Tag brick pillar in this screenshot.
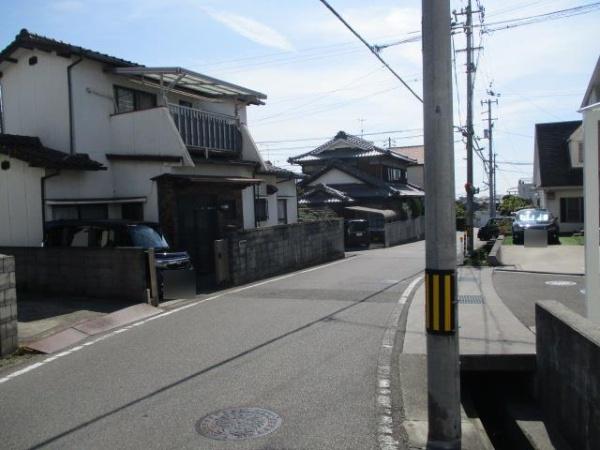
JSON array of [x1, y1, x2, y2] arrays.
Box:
[[0, 254, 18, 356]]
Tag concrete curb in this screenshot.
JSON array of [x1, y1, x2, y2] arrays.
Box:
[[487, 235, 504, 266], [494, 268, 584, 277]]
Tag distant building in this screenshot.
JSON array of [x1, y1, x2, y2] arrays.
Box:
[[533, 120, 583, 233], [288, 131, 424, 224], [517, 178, 537, 202], [390, 145, 424, 188]]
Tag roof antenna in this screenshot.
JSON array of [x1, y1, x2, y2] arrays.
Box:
[[358, 118, 366, 138]]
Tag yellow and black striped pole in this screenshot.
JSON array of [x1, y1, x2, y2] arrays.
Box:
[[425, 269, 457, 334]]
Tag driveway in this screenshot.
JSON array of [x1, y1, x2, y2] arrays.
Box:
[[500, 244, 584, 274]]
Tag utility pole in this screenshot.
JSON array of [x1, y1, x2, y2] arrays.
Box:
[[454, 0, 481, 255], [482, 93, 498, 218], [465, 0, 475, 254], [422, 1, 461, 448]]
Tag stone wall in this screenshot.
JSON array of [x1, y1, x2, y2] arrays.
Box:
[[536, 301, 600, 450], [0, 247, 152, 303], [384, 217, 425, 247], [0, 254, 18, 356], [227, 219, 344, 285]]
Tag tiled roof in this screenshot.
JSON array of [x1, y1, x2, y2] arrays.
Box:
[[0, 134, 105, 170], [390, 145, 423, 164], [259, 161, 304, 180], [0, 29, 139, 67], [289, 131, 415, 164], [535, 121, 582, 188]]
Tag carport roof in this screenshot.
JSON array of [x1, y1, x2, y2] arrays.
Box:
[[152, 173, 262, 186]]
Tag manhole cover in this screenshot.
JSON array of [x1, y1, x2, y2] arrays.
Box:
[[545, 280, 577, 287], [196, 407, 282, 441], [458, 295, 484, 304]]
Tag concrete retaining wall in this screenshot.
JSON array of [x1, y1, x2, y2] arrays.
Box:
[[384, 217, 425, 247], [227, 219, 344, 285], [536, 300, 600, 450], [0, 254, 18, 356], [487, 235, 504, 266], [0, 247, 152, 303]]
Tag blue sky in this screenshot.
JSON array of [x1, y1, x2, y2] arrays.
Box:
[[1, 0, 598, 196]]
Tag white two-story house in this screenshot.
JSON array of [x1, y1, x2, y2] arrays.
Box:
[[0, 29, 298, 271]]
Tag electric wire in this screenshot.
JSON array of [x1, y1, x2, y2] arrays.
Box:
[[317, 0, 423, 103]]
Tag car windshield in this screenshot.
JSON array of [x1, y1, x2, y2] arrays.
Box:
[[128, 225, 169, 249], [348, 221, 368, 232], [516, 210, 551, 223]]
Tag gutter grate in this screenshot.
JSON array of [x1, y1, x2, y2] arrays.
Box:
[[458, 295, 484, 304]]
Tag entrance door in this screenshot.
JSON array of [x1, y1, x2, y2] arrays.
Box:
[[177, 195, 219, 290]]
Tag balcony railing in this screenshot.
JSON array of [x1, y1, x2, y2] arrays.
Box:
[[168, 103, 242, 154]]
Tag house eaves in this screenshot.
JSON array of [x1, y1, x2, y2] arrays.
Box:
[[0, 134, 105, 170], [0, 29, 139, 67]]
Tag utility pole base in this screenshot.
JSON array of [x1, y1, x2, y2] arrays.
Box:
[[426, 439, 462, 450]]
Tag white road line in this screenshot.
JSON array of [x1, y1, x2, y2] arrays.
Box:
[[376, 275, 422, 450], [0, 256, 354, 385]]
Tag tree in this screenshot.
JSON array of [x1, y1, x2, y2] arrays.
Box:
[[455, 201, 465, 219], [498, 195, 531, 216]]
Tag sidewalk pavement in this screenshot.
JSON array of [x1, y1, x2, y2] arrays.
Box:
[[499, 244, 584, 275], [399, 266, 536, 448]]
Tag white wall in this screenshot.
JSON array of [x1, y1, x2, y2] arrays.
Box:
[[308, 168, 363, 185], [0, 158, 44, 246], [407, 165, 424, 187], [1, 48, 267, 229], [540, 187, 584, 233], [0, 48, 71, 151], [277, 179, 298, 224]]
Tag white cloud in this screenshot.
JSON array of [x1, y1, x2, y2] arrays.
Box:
[[205, 10, 294, 52]]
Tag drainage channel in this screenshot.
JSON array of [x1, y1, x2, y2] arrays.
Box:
[[461, 370, 567, 450]]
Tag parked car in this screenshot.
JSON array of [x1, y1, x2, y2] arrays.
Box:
[[511, 209, 560, 245], [477, 216, 513, 241], [43, 220, 194, 297], [344, 219, 370, 248]]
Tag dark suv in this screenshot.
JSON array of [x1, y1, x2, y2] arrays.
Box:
[[511, 209, 560, 245], [43, 220, 194, 296], [477, 216, 513, 241]]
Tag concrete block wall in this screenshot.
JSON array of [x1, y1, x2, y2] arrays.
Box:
[[536, 301, 600, 450], [0, 254, 18, 356], [0, 247, 151, 303], [384, 216, 425, 247], [227, 219, 344, 285]]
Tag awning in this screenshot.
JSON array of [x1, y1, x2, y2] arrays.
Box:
[[344, 206, 397, 220], [152, 173, 262, 187], [111, 66, 266, 104]]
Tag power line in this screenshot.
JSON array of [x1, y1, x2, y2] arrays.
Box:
[[256, 128, 423, 144], [482, 1, 600, 32], [317, 0, 423, 103]]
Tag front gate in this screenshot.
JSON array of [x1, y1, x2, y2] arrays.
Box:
[[177, 195, 219, 290]]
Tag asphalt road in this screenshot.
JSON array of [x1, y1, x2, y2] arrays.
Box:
[[0, 241, 425, 450], [492, 270, 585, 327]]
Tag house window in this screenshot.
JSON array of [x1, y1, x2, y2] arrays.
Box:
[[121, 202, 144, 221], [114, 86, 157, 114], [277, 199, 288, 225], [255, 198, 268, 222], [578, 142, 584, 163], [560, 197, 584, 223], [386, 167, 406, 182]]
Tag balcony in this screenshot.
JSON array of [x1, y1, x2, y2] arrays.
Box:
[[168, 104, 242, 156]]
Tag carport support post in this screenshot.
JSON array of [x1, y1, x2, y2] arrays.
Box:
[[583, 105, 600, 323], [422, 1, 461, 448]]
